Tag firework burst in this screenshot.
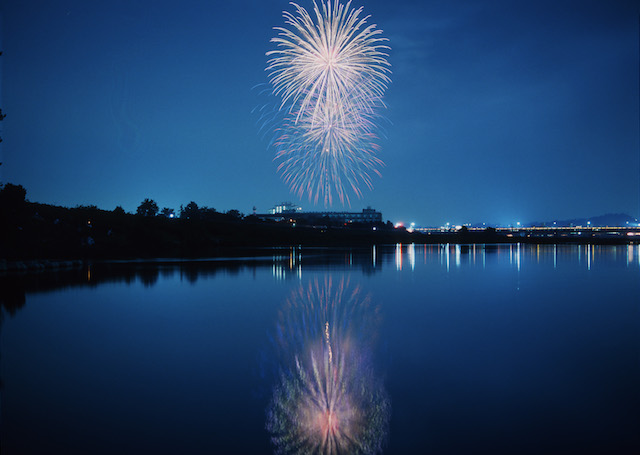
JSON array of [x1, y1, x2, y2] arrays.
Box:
[[266, 0, 390, 205], [266, 277, 390, 455]]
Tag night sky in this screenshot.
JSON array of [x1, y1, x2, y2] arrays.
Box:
[[1, 0, 638, 226]]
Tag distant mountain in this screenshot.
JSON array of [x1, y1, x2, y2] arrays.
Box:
[[526, 213, 638, 228]]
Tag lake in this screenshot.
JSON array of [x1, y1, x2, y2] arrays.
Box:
[[1, 244, 639, 454]]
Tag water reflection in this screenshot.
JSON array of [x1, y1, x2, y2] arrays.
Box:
[[2, 245, 638, 312], [272, 247, 303, 280], [0, 284, 26, 317], [388, 243, 640, 271], [395, 243, 402, 270], [267, 277, 390, 454], [408, 243, 415, 270]]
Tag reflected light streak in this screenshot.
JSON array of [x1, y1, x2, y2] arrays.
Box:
[[267, 277, 390, 455], [395, 244, 402, 271], [408, 243, 415, 271], [325, 321, 333, 364], [445, 244, 450, 272], [273, 253, 303, 281]]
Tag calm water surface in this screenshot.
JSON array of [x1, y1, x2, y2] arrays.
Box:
[[1, 244, 639, 454]]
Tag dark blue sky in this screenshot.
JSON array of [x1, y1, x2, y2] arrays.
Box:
[[1, 0, 638, 226]]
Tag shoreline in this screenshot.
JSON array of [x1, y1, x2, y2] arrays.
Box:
[[0, 259, 85, 273], [2, 239, 638, 274]]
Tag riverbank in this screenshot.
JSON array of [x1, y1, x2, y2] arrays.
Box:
[[0, 259, 85, 273], [2, 195, 638, 264], [1, 231, 637, 271]]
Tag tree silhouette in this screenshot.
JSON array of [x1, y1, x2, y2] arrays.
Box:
[[0, 183, 27, 219], [160, 207, 175, 218], [1, 52, 4, 170], [226, 209, 244, 220], [200, 206, 218, 221], [0, 183, 26, 205], [136, 198, 158, 217], [180, 201, 199, 220], [0, 183, 27, 235]]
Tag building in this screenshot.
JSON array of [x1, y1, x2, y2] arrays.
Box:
[[268, 202, 302, 215], [305, 207, 382, 224], [257, 204, 382, 225]]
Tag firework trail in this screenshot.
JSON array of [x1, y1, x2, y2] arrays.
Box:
[[266, 0, 390, 206], [266, 277, 390, 455]]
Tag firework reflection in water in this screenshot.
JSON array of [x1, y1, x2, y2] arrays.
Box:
[[267, 277, 390, 455], [266, 0, 391, 206]]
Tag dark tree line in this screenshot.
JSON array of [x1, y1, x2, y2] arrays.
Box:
[[1, 51, 5, 168], [0, 184, 448, 262], [136, 198, 158, 217], [136, 198, 244, 221]]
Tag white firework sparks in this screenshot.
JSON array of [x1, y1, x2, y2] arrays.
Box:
[[266, 0, 391, 205]]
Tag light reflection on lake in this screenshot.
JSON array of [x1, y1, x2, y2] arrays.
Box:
[[388, 243, 640, 272], [267, 277, 389, 454], [0, 244, 639, 454]]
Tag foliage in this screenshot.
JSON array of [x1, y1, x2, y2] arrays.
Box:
[[160, 207, 175, 218], [0, 52, 4, 150], [136, 198, 159, 217], [180, 201, 199, 220], [199, 207, 218, 221], [226, 209, 244, 219], [0, 183, 27, 207]]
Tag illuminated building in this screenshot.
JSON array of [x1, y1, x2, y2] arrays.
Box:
[[268, 202, 303, 215], [258, 204, 383, 225]]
